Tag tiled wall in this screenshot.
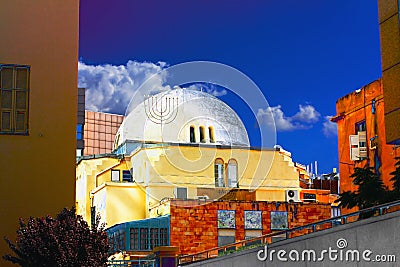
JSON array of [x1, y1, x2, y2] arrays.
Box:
[[169, 200, 331, 255], [83, 111, 124, 155]]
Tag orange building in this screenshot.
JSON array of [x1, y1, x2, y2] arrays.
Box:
[[332, 79, 400, 213], [0, 1, 79, 264]]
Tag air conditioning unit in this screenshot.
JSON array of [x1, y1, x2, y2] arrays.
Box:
[[196, 195, 209, 201], [285, 190, 300, 202], [302, 193, 317, 202]]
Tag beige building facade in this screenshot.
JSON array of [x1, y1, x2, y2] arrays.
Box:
[[76, 89, 323, 229], [0, 1, 79, 263]]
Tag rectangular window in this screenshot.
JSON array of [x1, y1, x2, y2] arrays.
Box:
[[199, 126, 205, 143], [218, 235, 235, 247], [215, 163, 225, 187], [108, 233, 115, 253], [150, 228, 159, 249], [190, 126, 196, 143], [130, 228, 139, 250], [160, 228, 169, 246], [116, 229, 126, 251], [209, 127, 215, 143], [245, 229, 262, 246], [227, 163, 237, 188], [111, 170, 120, 182], [0, 64, 30, 134], [355, 120, 366, 133], [139, 228, 149, 250], [76, 124, 83, 140], [90, 206, 96, 229], [122, 170, 133, 182], [352, 120, 367, 160], [176, 187, 188, 199]]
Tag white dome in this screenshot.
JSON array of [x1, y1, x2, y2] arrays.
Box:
[[114, 88, 249, 148]]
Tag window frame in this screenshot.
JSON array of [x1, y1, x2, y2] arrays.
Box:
[[122, 170, 133, 182], [355, 120, 366, 134], [214, 159, 225, 187], [227, 159, 238, 188], [199, 126, 206, 143], [111, 169, 120, 182], [130, 228, 139, 250], [208, 126, 215, 143], [0, 64, 30, 135], [139, 228, 149, 250], [189, 125, 196, 143], [76, 123, 83, 140]]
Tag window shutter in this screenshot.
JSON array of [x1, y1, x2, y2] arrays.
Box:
[[349, 135, 359, 161]]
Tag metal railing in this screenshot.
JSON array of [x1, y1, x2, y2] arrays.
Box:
[[107, 259, 155, 267], [178, 200, 400, 265]]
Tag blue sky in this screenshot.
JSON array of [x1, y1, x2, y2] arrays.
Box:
[[78, 0, 382, 174]]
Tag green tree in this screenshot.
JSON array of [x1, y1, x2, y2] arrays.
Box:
[[3, 207, 109, 267], [336, 166, 388, 218], [389, 157, 400, 201]]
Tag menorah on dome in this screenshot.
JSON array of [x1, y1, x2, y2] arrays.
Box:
[[144, 94, 179, 125]]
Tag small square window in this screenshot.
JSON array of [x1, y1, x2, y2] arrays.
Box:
[[111, 170, 120, 182], [122, 170, 132, 182], [355, 120, 366, 133], [175, 187, 188, 199]]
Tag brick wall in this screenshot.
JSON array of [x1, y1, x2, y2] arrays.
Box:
[[169, 200, 331, 255], [83, 110, 124, 155]]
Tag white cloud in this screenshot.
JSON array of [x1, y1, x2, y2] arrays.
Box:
[[292, 105, 320, 123], [78, 60, 167, 114], [78, 61, 230, 115], [186, 83, 227, 97], [322, 116, 338, 137], [257, 104, 320, 132], [257, 106, 297, 131]]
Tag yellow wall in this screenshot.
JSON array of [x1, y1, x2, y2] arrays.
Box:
[[76, 157, 121, 224], [92, 183, 147, 227], [0, 1, 79, 263], [130, 145, 300, 205], [77, 157, 147, 226], [77, 145, 303, 227]]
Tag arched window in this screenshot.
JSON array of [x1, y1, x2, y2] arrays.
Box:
[[190, 126, 196, 143], [227, 159, 238, 188], [199, 126, 205, 143], [209, 126, 215, 143], [214, 159, 225, 187]]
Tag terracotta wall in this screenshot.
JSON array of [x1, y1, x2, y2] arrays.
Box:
[[169, 200, 331, 255], [83, 111, 124, 155]]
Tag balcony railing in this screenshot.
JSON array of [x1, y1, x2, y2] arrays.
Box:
[[107, 259, 155, 267], [178, 200, 400, 265]]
